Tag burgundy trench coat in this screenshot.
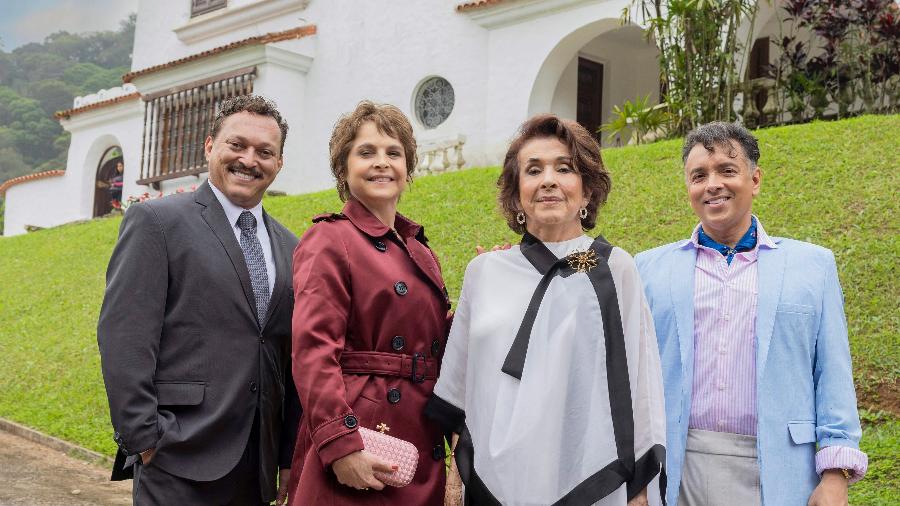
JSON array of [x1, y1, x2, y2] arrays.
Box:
[[288, 198, 450, 505]]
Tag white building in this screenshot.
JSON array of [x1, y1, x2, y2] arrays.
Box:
[[2, 0, 788, 236]]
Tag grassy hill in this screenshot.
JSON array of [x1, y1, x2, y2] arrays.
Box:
[[1, 115, 897, 502]]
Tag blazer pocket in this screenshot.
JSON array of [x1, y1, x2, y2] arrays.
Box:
[[787, 421, 817, 444], [776, 303, 815, 316], [155, 381, 205, 406]]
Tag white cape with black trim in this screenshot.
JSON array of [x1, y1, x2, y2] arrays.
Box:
[[430, 234, 666, 506]]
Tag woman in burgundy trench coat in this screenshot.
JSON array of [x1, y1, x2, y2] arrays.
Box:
[[288, 102, 449, 505]]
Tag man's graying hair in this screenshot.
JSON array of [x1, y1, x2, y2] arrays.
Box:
[[682, 121, 760, 167], [210, 95, 289, 155]]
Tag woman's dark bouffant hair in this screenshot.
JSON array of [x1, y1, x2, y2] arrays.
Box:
[[329, 101, 418, 201], [497, 114, 611, 234]]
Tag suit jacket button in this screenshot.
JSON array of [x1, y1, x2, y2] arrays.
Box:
[[344, 414, 358, 429], [391, 335, 405, 351], [249, 381, 258, 392], [121, 448, 129, 456], [374, 240, 387, 252], [432, 444, 445, 461], [387, 388, 401, 404], [431, 339, 441, 356], [394, 281, 408, 296]]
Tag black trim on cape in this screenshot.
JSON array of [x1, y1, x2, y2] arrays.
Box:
[[451, 425, 665, 506], [428, 234, 666, 505], [424, 394, 466, 437]]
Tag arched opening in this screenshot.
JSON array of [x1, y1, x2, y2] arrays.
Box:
[[531, 20, 661, 146], [93, 146, 124, 217]]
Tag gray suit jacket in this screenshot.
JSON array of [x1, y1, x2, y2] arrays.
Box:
[[97, 181, 301, 501]]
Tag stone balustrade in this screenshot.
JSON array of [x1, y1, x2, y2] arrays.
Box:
[[72, 84, 139, 108], [415, 134, 467, 176]]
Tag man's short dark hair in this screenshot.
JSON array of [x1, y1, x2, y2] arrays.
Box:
[[682, 121, 760, 167], [210, 95, 289, 155]]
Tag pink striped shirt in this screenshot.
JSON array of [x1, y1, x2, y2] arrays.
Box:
[[687, 218, 867, 482]]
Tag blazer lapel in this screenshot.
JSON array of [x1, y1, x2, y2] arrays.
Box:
[[755, 242, 785, 381], [670, 245, 697, 399], [262, 212, 289, 331], [195, 183, 259, 324]]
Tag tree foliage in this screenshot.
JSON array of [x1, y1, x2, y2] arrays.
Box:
[[0, 14, 134, 184]]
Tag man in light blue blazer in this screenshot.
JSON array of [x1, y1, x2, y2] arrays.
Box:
[[635, 122, 867, 506]]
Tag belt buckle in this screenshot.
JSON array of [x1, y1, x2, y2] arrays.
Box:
[[411, 352, 426, 383]]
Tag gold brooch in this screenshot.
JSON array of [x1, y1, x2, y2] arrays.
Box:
[[566, 249, 599, 273], [376, 422, 390, 434]]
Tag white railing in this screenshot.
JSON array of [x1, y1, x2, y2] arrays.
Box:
[[72, 83, 138, 108], [415, 134, 467, 176]]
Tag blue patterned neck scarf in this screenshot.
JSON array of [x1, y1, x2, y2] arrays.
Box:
[[698, 216, 758, 265]]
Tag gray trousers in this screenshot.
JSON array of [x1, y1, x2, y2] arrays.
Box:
[[678, 429, 761, 506], [132, 413, 266, 506]]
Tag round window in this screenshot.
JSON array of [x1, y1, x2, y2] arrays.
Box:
[[414, 77, 455, 129]]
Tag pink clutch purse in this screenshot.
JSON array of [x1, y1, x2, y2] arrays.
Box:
[[358, 426, 419, 487]]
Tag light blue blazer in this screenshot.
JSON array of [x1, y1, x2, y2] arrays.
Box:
[[635, 236, 862, 506]]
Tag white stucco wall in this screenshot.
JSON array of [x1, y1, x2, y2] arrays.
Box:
[[130, 0, 639, 190], [3, 176, 70, 236]]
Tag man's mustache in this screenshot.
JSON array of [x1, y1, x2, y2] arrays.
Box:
[[225, 161, 261, 178]]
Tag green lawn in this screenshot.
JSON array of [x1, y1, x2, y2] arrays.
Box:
[[1, 115, 897, 503]]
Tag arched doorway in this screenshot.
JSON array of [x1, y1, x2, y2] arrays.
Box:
[[93, 146, 124, 217], [530, 20, 660, 146]]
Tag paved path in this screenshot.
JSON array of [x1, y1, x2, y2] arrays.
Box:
[[0, 430, 130, 505]]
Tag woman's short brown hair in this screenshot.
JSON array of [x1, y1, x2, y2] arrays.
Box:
[[329, 101, 418, 201], [498, 114, 611, 234]]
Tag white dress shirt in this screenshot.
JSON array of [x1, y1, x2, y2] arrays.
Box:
[[207, 180, 276, 295]]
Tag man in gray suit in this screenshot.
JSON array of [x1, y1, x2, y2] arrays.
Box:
[[98, 95, 301, 505]]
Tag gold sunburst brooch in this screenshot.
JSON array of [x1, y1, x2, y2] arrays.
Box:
[[566, 249, 599, 273]]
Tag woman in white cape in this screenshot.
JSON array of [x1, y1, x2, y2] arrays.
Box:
[[426, 114, 666, 506]]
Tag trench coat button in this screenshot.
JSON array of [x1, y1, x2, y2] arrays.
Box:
[[391, 335, 406, 351], [394, 281, 408, 296], [374, 240, 387, 252], [249, 381, 258, 392], [432, 444, 445, 461], [431, 339, 441, 356], [387, 388, 401, 404], [344, 414, 358, 429]]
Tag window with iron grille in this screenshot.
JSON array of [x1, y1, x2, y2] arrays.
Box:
[[191, 0, 227, 17], [138, 67, 255, 188]]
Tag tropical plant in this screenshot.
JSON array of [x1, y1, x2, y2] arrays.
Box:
[[600, 95, 670, 145], [626, 0, 760, 135], [773, 0, 900, 123]]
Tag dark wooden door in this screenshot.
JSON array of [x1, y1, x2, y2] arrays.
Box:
[[577, 58, 604, 142]]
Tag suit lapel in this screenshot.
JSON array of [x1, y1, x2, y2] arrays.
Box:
[[262, 212, 289, 331], [670, 245, 697, 400], [755, 242, 785, 381], [195, 183, 259, 325]]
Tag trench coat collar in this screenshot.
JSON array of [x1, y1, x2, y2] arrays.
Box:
[[342, 197, 423, 240]]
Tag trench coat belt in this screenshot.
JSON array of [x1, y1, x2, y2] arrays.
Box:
[[340, 351, 437, 381]]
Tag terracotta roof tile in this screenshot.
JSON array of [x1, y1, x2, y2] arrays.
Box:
[[457, 0, 507, 12], [0, 170, 66, 197], [54, 92, 141, 120], [123, 25, 317, 83]]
